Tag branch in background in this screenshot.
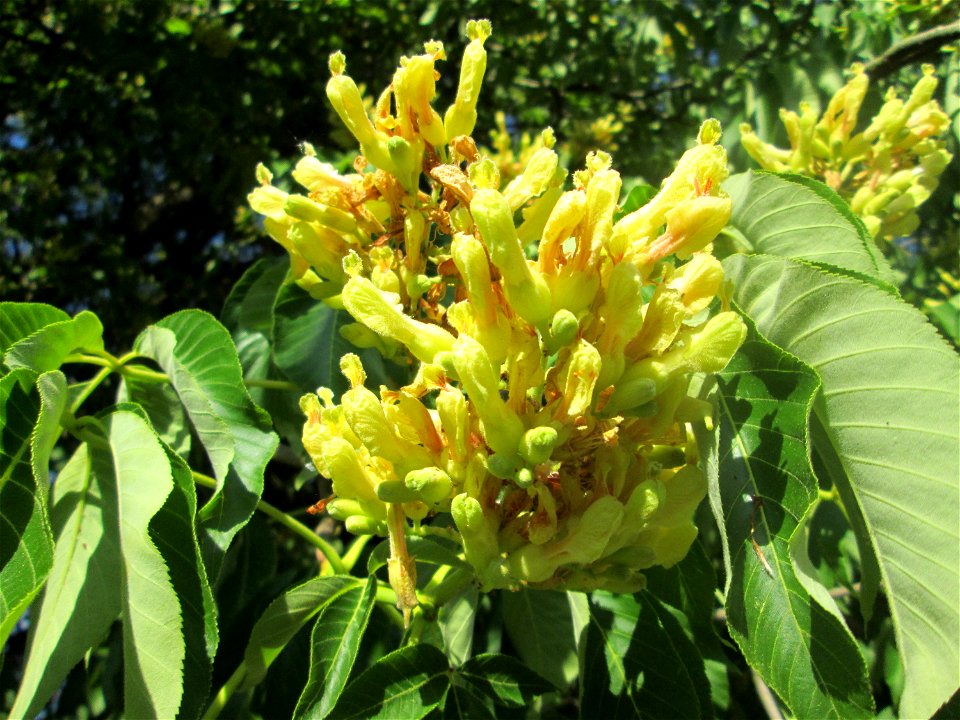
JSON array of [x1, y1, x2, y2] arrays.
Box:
[[752, 669, 786, 720], [864, 21, 960, 80], [712, 582, 862, 623]]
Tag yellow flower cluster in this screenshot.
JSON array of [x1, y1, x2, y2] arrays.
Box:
[[740, 64, 952, 241], [250, 20, 746, 614]]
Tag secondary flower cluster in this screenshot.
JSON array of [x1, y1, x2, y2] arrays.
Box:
[[740, 64, 952, 241], [250, 21, 746, 614]]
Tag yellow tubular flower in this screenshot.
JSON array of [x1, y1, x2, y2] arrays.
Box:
[[342, 276, 456, 364], [444, 19, 492, 140], [471, 188, 553, 327]]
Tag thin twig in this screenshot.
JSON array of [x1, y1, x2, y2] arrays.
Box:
[[863, 22, 960, 80], [752, 668, 785, 720]]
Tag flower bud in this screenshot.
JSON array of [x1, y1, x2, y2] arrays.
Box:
[[436, 386, 469, 462], [376, 479, 420, 503], [519, 425, 560, 464], [451, 493, 501, 575], [346, 515, 387, 535], [404, 466, 454, 506]]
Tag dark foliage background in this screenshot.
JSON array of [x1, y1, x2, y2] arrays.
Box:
[[2, 0, 956, 346]]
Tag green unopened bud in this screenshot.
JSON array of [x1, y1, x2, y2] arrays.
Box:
[[345, 515, 387, 535], [486, 452, 519, 480], [654, 465, 707, 527], [451, 493, 500, 574], [404, 467, 454, 505], [326, 498, 365, 520], [514, 467, 535, 489], [436, 387, 469, 462], [519, 426, 559, 464], [548, 309, 579, 351], [283, 195, 359, 235], [376, 479, 420, 503], [604, 376, 657, 415], [444, 19, 492, 139]]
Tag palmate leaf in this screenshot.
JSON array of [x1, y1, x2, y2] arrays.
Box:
[[272, 282, 405, 396], [710, 318, 873, 718], [0, 303, 69, 361], [294, 576, 377, 720], [328, 643, 450, 720], [150, 443, 218, 720], [456, 653, 553, 709], [13, 410, 186, 718], [221, 256, 304, 445], [501, 587, 588, 690], [578, 591, 712, 720], [722, 171, 892, 283], [725, 254, 960, 718], [240, 575, 363, 690], [0, 370, 54, 650], [3, 310, 104, 374], [135, 309, 278, 579]]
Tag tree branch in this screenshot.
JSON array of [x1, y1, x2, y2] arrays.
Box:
[[863, 22, 960, 80]]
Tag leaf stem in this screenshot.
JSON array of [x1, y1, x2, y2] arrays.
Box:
[[202, 665, 246, 720], [243, 378, 301, 391], [69, 366, 114, 414], [191, 471, 348, 575]]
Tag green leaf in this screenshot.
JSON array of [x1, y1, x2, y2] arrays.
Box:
[[4, 310, 104, 373], [928, 293, 960, 345], [0, 302, 69, 358], [615, 182, 658, 222], [725, 254, 960, 718], [438, 586, 478, 666], [221, 256, 304, 447], [294, 576, 377, 720], [578, 591, 712, 720], [0, 370, 54, 650], [118, 375, 192, 457], [135, 309, 278, 579], [501, 588, 583, 689], [32, 371, 68, 505], [711, 315, 874, 718], [11, 444, 120, 719], [457, 654, 553, 708], [443, 678, 495, 720], [14, 410, 185, 718], [643, 540, 729, 711], [328, 643, 450, 720], [272, 283, 402, 396], [722, 171, 891, 283], [241, 575, 362, 690], [149, 444, 218, 720]]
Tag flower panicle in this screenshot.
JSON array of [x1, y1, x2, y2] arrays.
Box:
[[251, 21, 746, 603]]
